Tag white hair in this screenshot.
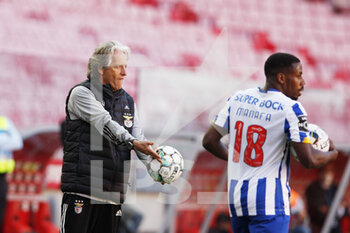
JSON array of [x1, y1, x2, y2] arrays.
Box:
[[87, 40, 131, 79]]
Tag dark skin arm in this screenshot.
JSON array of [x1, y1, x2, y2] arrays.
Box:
[[202, 125, 228, 161], [291, 139, 338, 168], [203, 125, 338, 167], [203, 119, 338, 167]]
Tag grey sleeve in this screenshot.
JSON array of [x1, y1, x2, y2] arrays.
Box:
[[68, 86, 136, 145], [132, 104, 146, 141], [132, 103, 151, 162]]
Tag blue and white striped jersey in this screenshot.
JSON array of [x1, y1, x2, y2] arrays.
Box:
[[214, 87, 310, 217]]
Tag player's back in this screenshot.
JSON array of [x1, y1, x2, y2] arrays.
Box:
[[227, 87, 295, 180], [214, 87, 308, 216]]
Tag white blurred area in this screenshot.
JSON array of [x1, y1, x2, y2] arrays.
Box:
[[1, 0, 350, 232]]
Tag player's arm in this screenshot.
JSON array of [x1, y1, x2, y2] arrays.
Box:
[[202, 125, 228, 161], [203, 97, 231, 161], [287, 102, 338, 168], [68, 86, 160, 161], [131, 104, 161, 163], [291, 139, 338, 168]]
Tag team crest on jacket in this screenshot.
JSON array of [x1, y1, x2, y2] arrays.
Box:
[[123, 113, 133, 128], [74, 200, 84, 214]]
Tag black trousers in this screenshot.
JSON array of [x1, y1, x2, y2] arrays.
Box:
[[60, 193, 121, 233], [0, 174, 7, 233]]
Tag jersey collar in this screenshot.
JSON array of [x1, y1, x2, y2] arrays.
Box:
[[258, 87, 280, 93]]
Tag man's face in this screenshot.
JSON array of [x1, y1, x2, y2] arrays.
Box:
[[102, 51, 128, 91], [283, 62, 305, 100]]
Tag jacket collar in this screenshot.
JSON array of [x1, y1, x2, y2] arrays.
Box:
[[103, 84, 125, 99]]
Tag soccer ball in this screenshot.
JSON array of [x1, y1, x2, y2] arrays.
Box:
[[291, 123, 330, 160], [147, 146, 184, 184], [308, 123, 330, 152]]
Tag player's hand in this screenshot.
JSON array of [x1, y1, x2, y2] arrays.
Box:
[[133, 140, 161, 163], [328, 138, 337, 152], [328, 139, 338, 162]]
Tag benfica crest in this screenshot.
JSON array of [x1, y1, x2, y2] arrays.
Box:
[[74, 200, 84, 214], [123, 114, 133, 128]]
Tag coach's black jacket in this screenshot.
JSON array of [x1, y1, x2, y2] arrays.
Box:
[[61, 80, 134, 204]]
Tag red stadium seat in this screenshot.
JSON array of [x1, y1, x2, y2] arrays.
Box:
[[130, 0, 159, 7], [176, 209, 205, 233], [32, 202, 59, 233], [2, 201, 32, 233], [252, 31, 276, 52], [170, 2, 199, 23], [334, 68, 350, 83], [297, 47, 317, 67]]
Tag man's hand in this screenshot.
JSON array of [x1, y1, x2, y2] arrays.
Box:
[[328, 138, 336, 151], [133, 140, 161, 163]]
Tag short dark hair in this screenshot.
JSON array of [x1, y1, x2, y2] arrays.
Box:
[[264, 53, 300, 79]]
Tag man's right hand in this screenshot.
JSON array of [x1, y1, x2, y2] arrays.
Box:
[[133, 140, 161, 163], [328, 139, 336, 151]]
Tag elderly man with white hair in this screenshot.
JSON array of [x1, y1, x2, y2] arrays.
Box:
[[60, 40, 160, 233]]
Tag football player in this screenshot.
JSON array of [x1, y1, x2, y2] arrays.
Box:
[[202, 53, 338, 233]]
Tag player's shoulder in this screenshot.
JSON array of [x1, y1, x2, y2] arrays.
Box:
[[278, 95, 307, 116]]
